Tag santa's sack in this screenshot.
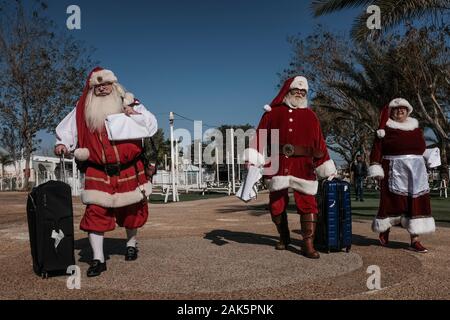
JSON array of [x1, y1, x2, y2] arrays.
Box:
[[27, 178, 75, 278], [315, 179, 352, 253]]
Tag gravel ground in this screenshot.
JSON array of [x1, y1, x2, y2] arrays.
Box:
[[0, 191, 448, 300]]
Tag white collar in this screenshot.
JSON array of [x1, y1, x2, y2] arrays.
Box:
[[386, 117, 419, 131], [284, 101, 308, 109]]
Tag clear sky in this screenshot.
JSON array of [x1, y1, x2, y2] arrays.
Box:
[[33, 0, 362, 158]]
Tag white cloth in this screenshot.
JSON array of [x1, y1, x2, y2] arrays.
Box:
[[423, 148, 441, 168], [55, 108, 78, 152], [236, 165, 263, 202], [88, 232, 105, 263], [55, 103, 158, 147], [106, 104, 158, 141], [51, 229, 65, 249], [384, 155, 430, 198]]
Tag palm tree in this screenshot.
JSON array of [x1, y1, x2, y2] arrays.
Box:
[[311, 0, 450, 41]]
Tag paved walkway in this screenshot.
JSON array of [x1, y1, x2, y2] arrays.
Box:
[[0, 192, 448, 299]]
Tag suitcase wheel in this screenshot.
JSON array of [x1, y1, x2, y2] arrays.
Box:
[[41, 272, 49, 279]]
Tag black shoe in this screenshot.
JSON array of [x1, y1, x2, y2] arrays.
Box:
[[125, 246, 139, 261], [360, 199, 364, 202], [87, 260, 107, 278]]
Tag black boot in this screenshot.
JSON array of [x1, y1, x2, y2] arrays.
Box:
[[87, 260, 107, 277], [272, 212, 291, 250], [125, 246, 139, 261]]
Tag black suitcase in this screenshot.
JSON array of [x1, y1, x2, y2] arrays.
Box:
[[315, 179, 352, 253], [26, 160, 75, 278]]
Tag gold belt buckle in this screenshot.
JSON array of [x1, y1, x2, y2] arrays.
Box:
[[282, 144, 295, 157]]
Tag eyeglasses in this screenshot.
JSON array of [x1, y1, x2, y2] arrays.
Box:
[[95, 82, 113, 89], [290, 89, 307, 96], [391, 107, 408, 112]]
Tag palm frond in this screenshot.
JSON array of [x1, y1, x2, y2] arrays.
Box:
[[311, 0, 374, 17], [350, 0, 450, 42]]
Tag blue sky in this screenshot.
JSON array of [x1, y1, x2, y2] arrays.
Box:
[[34, 0, 362, 157]]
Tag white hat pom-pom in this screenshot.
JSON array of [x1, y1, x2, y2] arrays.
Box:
[[74, 148, 90, 161], [377, 129, 386, 139], [263, 105, 272, 112]]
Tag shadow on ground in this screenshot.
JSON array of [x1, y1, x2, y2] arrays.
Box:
[[204, 229, 302, 255], [74, 238, 127, 264], [215, 204, 269, 216], [351, 234, 410, 249]]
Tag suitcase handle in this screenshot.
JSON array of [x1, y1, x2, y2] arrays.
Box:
[[59, 154, 66, 184]]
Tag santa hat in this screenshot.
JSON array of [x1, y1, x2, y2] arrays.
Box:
[[376, 98, 414, 138], [389, 98, 413, 115], [73, 67, 136, 161], [290, 76, 309, 92], [263, 76, 309, 112], [88, 69, 118, 88]]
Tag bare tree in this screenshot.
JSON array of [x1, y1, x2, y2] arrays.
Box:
[[280, 27, 380, 166], [0, 0, 96, 189], [390, 25, 450, 180], [282, 25, 449, 178]]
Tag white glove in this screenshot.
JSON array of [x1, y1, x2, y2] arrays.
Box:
[[327, 173, 337, 181]]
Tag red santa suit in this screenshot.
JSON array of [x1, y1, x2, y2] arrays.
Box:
[[369, 98, 436, 235], [244, 76, 337, 216], [55, 67, 158, 233]]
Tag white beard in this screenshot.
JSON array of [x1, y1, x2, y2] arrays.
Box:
[[283, 94, 308, 109], [85, 89, 123, 132]]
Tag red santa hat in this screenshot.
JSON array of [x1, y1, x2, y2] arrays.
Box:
[[376, 98, 414, 138], [263, 76, 309, 112], [73, 67, 135, 161]]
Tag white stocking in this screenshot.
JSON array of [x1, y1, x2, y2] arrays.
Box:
[[89, 232, 105, 263]]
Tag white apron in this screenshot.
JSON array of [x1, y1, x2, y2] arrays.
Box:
[[384, 155, 429, 198]]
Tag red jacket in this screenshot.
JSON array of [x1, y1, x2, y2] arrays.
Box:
[[247, 104, 336, 195]]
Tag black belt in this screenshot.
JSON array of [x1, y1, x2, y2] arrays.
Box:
[[280, 144, 324, 158], [86, 155, 143, 176]]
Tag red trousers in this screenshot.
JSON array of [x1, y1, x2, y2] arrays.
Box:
[[269, 189, 318, 217], [80, 202, 149, 233]]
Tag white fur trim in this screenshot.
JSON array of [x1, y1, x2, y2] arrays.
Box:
[[265, 176, 318, 195], [372, 216, 402, 233], [243, 148, 265, 167], [263, 105, 272, 112], [89, 69, 118, 88], [368, 164, 384, 179], [81, 182, 152, 208], [377, 129, 385, 139], [315, 159, 337, 179], [401, 216, 436, 235], [123, 92, 135, 106], [389, 98, 413, 115], [290, 76, 309, 92], [74, 148, 90, 162], [386, 118, 418, 131]]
